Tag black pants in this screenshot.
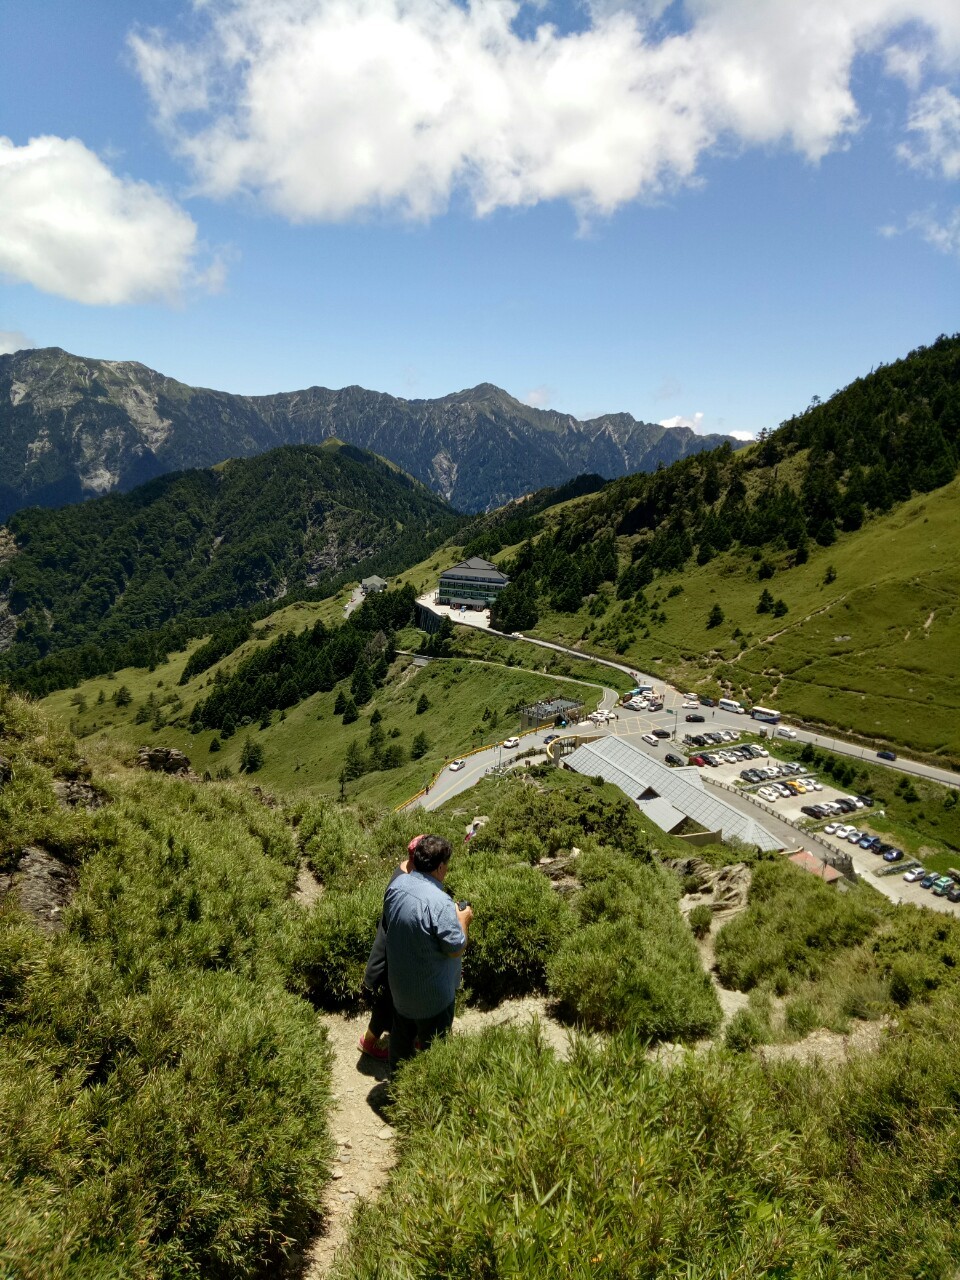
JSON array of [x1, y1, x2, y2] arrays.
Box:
[[389, 1001, 455, 1074], [368, 982, 394, 1039]]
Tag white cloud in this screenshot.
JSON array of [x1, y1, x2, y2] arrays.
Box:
[[729, 430, 756, 441], [0, 329, 32, 355], [0, 135, 214, 305], [660, 411, 704, 432], [523, 384, 554, 407], [132, 1, 960, 224], [899, 85, 960, 178], [907, 205, 960, 255]]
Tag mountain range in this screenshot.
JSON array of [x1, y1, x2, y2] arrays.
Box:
[[0, 347, 738, 519]]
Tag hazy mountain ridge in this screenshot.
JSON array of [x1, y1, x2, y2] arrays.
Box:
[[0, 347, 737, 519]]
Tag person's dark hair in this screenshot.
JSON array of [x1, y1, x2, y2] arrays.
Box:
[[412, 834, 452, 873]]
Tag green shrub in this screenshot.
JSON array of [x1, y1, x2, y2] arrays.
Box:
[[337, 1026, 834, 1278], [689, 904, 713, 938], [724, 1007, 768, 1052], [291, 878, 385, 1010], [0, 962, 333, 1279], [784, 996, 819, 1038], [547, 850, 721, 1040], [452, 853, 573, 1005], [714, 861, 878, 992]]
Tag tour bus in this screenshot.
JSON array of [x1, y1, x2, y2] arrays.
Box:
[[750, 706, 782, 724], [717, 697, 745, 714]]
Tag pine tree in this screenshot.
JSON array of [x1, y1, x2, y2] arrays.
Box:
[[707, 604, 724, 629], [351, 660, 374, 706], [757, 588, 774, 614], [113, 685, 132, 707], [334, 690, 347, 714], [209, 737, 221, 753], [343, 740, 366, 779], [342, 697, 359, 724], [416, 693, 430, 715], [772, 599, 789, 618], [411, 731, 429, 759], [240, 736, 264, 772]]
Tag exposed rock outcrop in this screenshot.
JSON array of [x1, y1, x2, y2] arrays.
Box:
[[0, 846, 78, 933]]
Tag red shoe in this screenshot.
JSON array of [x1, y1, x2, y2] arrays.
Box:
[[358, 1036, 389, 1061]]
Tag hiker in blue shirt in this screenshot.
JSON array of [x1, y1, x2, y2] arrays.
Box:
[[382, 834, 472, 1073]]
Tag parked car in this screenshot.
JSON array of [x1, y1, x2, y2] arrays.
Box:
[[882, 848, 905, 863], [652, 728, 671, 739], [690, 755, 705, 766], [877, 749, 897, 761], [857, 795, 874, 807], [932, 875, 954, 895], [904, 866, 927, 883], [758, 787, 779, 801], [685, 713, 705, 722], [800, 805, 820, 818], [920, 872, 940, 889], [449, 759, 466, 772], [665, 753, 684, 767], [700, 696, 717, 707], [948, 884, 960, 904]]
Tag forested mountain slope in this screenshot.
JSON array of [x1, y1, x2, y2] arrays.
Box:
[[442, 334, 960, 758], [0, 347, 737, 518], [0, 442, 463, 693]]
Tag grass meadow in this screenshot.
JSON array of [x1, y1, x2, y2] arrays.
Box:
[[487, 478, 960, 763], [41, 631, 611, 809]]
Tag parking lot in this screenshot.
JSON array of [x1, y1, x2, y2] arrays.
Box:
[[683, 738, 960, 917]]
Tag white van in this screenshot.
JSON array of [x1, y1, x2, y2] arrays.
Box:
[[717, 698, 745, 714], [775, 726, 797, 739]]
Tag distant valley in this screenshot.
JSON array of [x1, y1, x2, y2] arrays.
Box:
[[0, 346, 738, 519]]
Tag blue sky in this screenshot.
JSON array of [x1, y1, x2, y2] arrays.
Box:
[[1, 1, 958, 440]]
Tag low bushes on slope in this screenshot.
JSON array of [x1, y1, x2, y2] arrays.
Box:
[[336, 996, 960, 1278], [0, 692, 334, 1279], [292, 838, 573, 1012], [714, 858, 880, 993], [547, 847, 721, 1040]]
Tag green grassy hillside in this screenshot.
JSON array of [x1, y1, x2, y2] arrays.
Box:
[[39, 607, 615, 809], [7, 687, 960, 1276], [528, 478, 960, 759]]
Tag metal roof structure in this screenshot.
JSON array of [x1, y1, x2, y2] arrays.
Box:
[[439, 556, 509, 583], [564, 736, 782, 851]]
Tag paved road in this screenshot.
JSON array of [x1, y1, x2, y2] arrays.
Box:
[[499, 630, 960, 790]]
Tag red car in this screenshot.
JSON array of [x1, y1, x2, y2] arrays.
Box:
[[689, 755, 705, 766]]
